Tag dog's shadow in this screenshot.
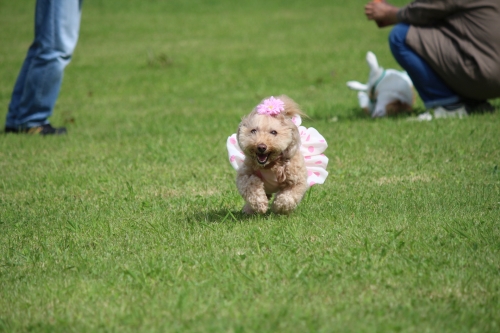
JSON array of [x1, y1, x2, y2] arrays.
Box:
[[185, 208, 276, 225], [189, 209, 246, 223]]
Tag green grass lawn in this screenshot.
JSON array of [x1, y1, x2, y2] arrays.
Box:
[[1, 0, 499, 332]]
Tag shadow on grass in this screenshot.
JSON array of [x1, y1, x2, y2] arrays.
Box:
[[187, 209, 247, 224], [322, 104, 499, 122], [310, 106, 431, 123], [308, 97, 500, 122], [343, 107, 373, 121], [185, 208, 273, 225], [308, 107, 367, 123]]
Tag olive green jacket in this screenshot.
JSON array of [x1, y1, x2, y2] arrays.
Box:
[[398, 0, 500, 99]]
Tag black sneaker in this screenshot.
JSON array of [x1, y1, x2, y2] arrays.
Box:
[[462, 99, 496, 114], [4, 124, 67, 135]]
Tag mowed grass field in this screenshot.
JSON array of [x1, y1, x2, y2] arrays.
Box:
[[1, 0, 499, 332]]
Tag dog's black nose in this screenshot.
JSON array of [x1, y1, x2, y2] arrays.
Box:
[[257, 144, 267, 153]]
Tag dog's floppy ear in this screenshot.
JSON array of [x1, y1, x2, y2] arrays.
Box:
[[347, 81, 368, 91], [237, 116, 245, 135], [236, 113, 251, 143], [282, 122, 301, 160], [275, 95, 304, 159]]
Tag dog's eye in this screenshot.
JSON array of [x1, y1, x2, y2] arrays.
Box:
[[270, 130, 278, 135], [251, 129, 257, 134]]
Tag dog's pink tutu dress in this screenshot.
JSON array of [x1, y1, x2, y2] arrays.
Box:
[[226, 115, 329, 188]]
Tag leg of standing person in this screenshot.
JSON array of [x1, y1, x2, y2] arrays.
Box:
[[388, 23, 466, 113], [5, 0, 83, 135]]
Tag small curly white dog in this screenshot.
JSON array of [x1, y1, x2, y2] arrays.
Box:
[[227, 95, 328, 215], [347, 51, 415, 117]]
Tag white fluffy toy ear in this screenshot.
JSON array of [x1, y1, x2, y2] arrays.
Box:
[[366, 51, 379, 71], [347, 81, 368, 91], [366, 51, 384, 87]]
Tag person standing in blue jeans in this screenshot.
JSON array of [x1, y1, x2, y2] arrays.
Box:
[[364, 0, 500, 120], [5, 0, 83, 135]]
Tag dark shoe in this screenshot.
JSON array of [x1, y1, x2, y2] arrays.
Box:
[[4, 124, 67, 135], [4, 127, 19, 134], [462, 99, 496, 114]]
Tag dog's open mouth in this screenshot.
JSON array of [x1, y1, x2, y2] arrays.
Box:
[[256, 153, 269, 165]]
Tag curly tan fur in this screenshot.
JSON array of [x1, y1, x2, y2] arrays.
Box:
[[236, 95, 308, 215]]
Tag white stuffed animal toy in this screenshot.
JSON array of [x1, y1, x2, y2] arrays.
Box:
[[347, 51, 415, 117]]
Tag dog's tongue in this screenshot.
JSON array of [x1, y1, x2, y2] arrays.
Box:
[[257, 154, 268, 163]]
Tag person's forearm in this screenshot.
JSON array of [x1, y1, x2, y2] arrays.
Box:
[[365, 1, 400, 27], [382, 6, 399, 26]]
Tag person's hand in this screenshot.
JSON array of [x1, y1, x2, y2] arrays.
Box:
[[365, 1, 399, 27]]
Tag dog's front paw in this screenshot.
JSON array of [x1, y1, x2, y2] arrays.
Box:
[[242, 201, 268, 215], [272, 195, 298, 215], [242, 203, 255, 215]]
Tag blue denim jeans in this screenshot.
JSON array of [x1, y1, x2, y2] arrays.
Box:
[[6, 0, 83, 129], [389, 23, 461, 109]]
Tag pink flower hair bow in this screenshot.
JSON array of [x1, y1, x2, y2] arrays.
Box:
[[256, 97, 285, 116]]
